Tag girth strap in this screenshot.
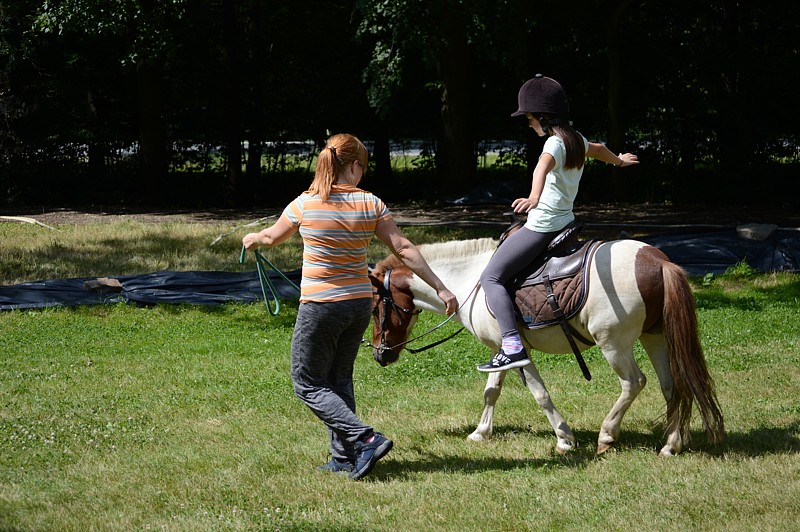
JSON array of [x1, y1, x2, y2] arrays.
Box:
[[543, 274, 593, 381]]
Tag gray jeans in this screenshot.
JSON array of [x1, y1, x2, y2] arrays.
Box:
[[290, 298, 373, 463]]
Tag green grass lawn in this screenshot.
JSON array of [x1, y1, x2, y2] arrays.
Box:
[[1, 220, 799, 530]]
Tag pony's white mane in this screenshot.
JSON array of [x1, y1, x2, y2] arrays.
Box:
[[417, 238, 497, 264]]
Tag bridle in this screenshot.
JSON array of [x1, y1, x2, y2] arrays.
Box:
[[364, 266, 477, 355], [366, 267, 422, 352]]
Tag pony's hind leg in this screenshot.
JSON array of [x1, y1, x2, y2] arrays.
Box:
[[468, 370, 507, 442], [596, 340, 647, 454], [639, 332, 684, 456], [518, 363, 576, 453]]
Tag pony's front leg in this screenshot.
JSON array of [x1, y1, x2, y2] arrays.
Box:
[[468, 370, 507, 442], [519, 363, 576, 454]]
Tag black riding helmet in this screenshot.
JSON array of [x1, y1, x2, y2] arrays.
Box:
[[511, 74, 570, 118]]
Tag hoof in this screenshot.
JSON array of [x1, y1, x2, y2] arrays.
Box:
[[555, 441, 575, 455], [658, 446, 678, 457], [596, 442, 614, 455], [467, 432, 488, 443]]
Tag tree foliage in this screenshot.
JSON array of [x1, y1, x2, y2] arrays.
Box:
[[1, 0, 798, 208]]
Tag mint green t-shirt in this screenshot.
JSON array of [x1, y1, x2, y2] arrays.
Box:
[[524, 133, 589, 233]]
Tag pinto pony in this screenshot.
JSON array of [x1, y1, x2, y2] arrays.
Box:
[[368, 238, 725, 456]]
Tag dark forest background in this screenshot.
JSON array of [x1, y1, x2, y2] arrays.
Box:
[[1, 0, 798, 209]]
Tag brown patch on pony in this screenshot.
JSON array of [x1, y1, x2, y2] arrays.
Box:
[[634, 246, 668, 333]]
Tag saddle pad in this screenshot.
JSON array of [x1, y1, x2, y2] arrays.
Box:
[[512, 240, 602, 330]]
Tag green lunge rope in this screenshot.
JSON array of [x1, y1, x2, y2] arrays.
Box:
[[240, 246, 301, 316]]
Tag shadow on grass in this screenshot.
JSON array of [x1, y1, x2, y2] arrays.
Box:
[[364, 420, 800, 481], [716, 421, 800, 457], [363, 427, 641, 481]]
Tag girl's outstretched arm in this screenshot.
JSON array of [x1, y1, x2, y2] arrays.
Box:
[[587, 142, 639, 168]]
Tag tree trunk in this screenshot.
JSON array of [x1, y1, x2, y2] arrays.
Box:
[[245, 140, 262, 185], [243, 0, 264, 202], [222, 0, 242, 205], [606, 0, 635, 201], [136, 58, 168, 203], [717, 0, 748, 199], [436, 7, 474, 196], [371, 116, 393, 196], [86, 89, 106, 190]]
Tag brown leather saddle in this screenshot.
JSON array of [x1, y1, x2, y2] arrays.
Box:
[[494, 221, 602, 380], [508, 229, 601, 331]]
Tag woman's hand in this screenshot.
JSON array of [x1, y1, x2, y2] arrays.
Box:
[[437, 288, 459, 316], [242, 232, 260, 251], [242, 219, 297, 250]]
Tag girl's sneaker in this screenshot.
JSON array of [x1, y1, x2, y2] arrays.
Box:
[[477, 348, 530, 372]]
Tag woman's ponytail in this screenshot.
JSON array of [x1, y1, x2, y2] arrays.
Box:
[[309, 134, 368, 201]]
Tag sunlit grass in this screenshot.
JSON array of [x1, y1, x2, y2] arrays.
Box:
[[0, 221, 254, 285], [2, 299, 799, 530], [1, 220, 799, 530], [0, 219, 499, 285]]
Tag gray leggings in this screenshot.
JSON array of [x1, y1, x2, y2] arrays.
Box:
[[479, 226, 559, 337], [290, 298, 373, 463]]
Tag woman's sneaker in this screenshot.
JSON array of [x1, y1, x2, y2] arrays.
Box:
[[350, 432, 393, 480], [316, 458, 353, 474], [477, 348, 531, 372]]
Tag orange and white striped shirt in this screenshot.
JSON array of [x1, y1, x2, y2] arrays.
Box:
[[280, 184, 392, 302]]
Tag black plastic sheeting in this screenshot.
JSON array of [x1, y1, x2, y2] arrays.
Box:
[[641, 228, 800, 276], [0, 269, 302, 311], [2, 229, 798, 311]]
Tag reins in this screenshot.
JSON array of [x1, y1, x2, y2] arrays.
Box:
[[240, 245, 300, 316], [402, 318, 465, 354]]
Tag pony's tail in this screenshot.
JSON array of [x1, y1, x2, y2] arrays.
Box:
[[662, 261, 726, 444]]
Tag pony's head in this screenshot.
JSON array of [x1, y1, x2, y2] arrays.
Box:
[[368, 258, 419, 366], [367, 238, 497, 366]]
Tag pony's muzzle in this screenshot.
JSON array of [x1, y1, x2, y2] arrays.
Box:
[[372, 345, 399, 366]]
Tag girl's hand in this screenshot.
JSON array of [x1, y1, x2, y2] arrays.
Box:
[[617, 153, 639, 167], [512, 197, 536, 213]]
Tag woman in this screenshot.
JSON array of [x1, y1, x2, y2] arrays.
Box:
[[477, 74, 639, 372], [243, 133, 458, 480]]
